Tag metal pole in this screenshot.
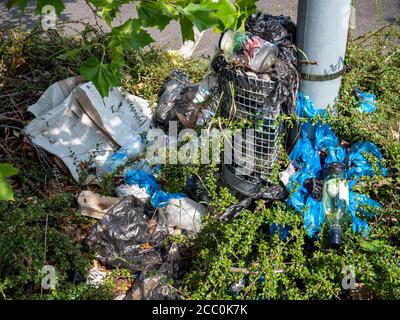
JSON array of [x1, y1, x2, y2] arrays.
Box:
[[297, 0, 352, 110]]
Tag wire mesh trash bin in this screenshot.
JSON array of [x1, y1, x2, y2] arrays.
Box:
[[219, 67, 281, 196]]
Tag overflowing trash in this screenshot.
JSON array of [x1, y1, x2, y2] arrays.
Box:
[[213, 13, 299, 195], [286, 93, 386, 241], [213, 13, 298, 115], [21, 7, 392, 299], [353, 88, 377, 113], [218, 29, 279, 73]]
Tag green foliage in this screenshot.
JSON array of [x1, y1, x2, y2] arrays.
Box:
[[8, 0, 258, 97], [0, 164, 18, 201], [80, 56, 122, 97], [0, 193, 92, 299], [110, 18, 154, 51]]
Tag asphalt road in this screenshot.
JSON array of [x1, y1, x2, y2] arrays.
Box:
[[1, 0, 399, 56]]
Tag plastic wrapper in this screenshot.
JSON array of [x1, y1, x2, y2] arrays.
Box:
[[155, 70, 217, 129], [219, 185, 288, 221]]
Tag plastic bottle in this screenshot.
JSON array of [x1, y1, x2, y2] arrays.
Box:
[[104, 134, 145, 173], [322, 163, 350, 248], [219, 29, 278, 73]]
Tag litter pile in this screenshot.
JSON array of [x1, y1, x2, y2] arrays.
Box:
[[23, 11, 388, 299], [25, 73, 210, 299]]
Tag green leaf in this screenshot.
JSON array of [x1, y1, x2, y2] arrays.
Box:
[[80, 56, 122, 97], [0, 178, 14, 201], [109, 18, 154, 50], [137, 1, 177, 31], [216, 0, 239, 31], [179, 13, 195, 42], [184, 3, 219, 32], [0, 164, 18, 201], [6, 0, 29, 12], [110, 47, 126, 70], [0, 164, 19, 178], [236, 0, 259, 13], [35, 0, 65, 16], [89, 0, 121, 25]]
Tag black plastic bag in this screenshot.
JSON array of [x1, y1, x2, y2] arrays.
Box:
[[85, 196, 168, 271], [155, 70, 191, 129], [245, 12, 298, 115], [219, 185, 288, 221], [304, 178, 324, 201], [245, 12, 296, 43], [155, 70, 217, 129]]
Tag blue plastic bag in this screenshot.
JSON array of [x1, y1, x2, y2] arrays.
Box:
[[348, 142, 387, 178], [325, 146, 347, 164], [289, 136, 321, 176], [124, 169, 188, 208], [296, 93, 325, 118], [151, 190, 186, 208], [349, 191, 381, 218], [356, 91, 377, 113], [287, 94, 386, 239], [124, 170, 160, 195], [287, 189, 308, 212], [303, 197, 324, 237], [269, 223, 291, 241], [352, 216, 370, 237], [315, 123, 339, 152]]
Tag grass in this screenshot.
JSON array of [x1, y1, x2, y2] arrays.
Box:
[[0, 22, 399, 299]]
